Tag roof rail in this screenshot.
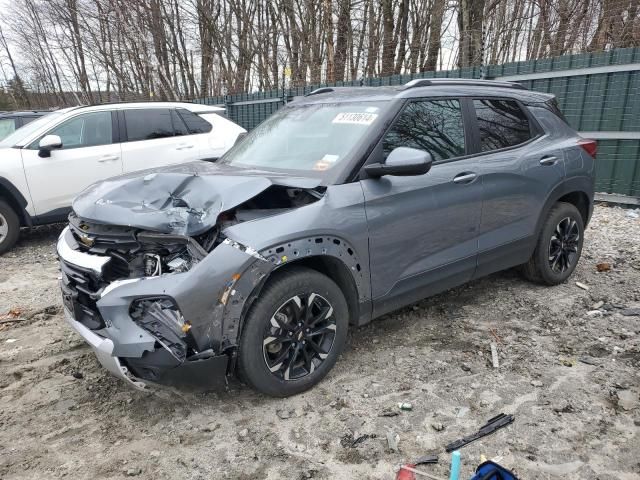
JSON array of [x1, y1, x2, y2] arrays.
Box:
[[306, 87, 335, 96], [403, 78, 527, 90]]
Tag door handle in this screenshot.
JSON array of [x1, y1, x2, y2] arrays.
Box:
[[539, 155, 558, 166], [453, 172, 477, 184], [176, 144, 194, 150], [98, 155, 119, 163]]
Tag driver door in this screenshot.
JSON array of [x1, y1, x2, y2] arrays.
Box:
[[360, 98, 483, 317], [21, 111, 122, 217]]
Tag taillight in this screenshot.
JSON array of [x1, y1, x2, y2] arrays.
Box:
[[578, 139, 597, 158]]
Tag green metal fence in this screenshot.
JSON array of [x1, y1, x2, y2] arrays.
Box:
[[195, 47, 640, 197]]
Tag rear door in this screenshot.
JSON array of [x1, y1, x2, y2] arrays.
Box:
[[175, 108, 222, 159], [119, 108, 198, 172], [361, 98, 483, 317], [468, 97, 566, 277], [21, 110, 122, 216]]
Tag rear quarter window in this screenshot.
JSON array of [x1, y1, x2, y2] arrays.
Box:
[[178, 109, 213, 134], [473, 99, 532, 152]]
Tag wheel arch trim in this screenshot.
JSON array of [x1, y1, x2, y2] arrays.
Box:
[[219, 235, 371, 355], [536, 177, 594, 236]]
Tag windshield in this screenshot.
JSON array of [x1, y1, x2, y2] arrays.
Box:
[[0, 118, 17, 141], [220, 101, 387, 174], [0, 111, 62, 147]]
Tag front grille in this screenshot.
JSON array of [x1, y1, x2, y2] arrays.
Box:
[[102, 252, 131, 282]]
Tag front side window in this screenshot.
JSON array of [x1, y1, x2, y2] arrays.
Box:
[[473, 99, 532, 152], [221, 101, 387, 173], [31, 111, 112, 149], [124, 109, 174, 141], [382, 99, 466, 162], [0, 118, 17, 141]]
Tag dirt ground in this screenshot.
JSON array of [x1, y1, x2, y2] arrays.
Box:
[[0, 205, 639, 480]]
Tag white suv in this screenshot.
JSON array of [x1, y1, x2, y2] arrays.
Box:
[[0, 102, 245, 253]]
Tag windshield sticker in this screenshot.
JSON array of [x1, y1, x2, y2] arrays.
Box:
[[332, 112, 378, 125], [321, 154, 339, 164]]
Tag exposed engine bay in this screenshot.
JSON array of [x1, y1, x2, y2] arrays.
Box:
[[68, 185, 323, 283]]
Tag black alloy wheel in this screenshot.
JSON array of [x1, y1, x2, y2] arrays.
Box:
[[548, 217, 580, 273], [521, 201, 584, 285], [262, 293, 337, 381], [238, 266, 349, 397]]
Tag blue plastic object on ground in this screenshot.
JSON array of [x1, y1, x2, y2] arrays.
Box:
[[470, 461, 519, 480], [449, 451, 461, 480]]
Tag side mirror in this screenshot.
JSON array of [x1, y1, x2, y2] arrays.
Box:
[[364, 147, 433, 178], [38, 134, 62, 158]]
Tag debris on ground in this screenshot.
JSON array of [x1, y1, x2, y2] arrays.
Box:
[[614, 390, 638, 411], [387, 431, 400, 453], [431, 422, 445, 432], [276, 408, 293, 419], [490, 342, 500, 369], [445, 414, 514, 452], [379, 408, 400, 417], [398, 402, 413, 411], [575, 281, 589, 290], [414, 454, 439, 465], [596, 262, 611, 272]]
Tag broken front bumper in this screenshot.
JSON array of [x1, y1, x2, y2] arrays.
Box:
[[56, 227, 261, 389], [64, 308, 147, 389]]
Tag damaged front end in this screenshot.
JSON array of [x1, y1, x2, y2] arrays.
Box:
[[58, 165, 325, 389]]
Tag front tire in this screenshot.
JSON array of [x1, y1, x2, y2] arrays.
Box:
[[0, 200, 20, 255], [238, 266, 349, 397], [522, 202, 584, 285]]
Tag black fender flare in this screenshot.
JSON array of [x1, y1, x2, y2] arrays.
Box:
[[534, 176, 594, 236], [218, 235, 370, 350]]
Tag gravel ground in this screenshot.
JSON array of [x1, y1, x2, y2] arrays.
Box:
[[0, 205, 639, 480]]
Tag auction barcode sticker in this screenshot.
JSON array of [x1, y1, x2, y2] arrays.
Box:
[[332, 112, 378, 125]]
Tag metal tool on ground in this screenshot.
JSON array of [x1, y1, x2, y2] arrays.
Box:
[[414, 455, 439, 465], [445, 414, 514, 452]]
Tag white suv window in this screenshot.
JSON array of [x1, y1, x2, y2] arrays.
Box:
[[30, 111, 113, 149]]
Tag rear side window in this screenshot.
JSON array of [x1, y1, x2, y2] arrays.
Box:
[[178, 109, 212, 134], [473, 99, 531, 152], [124, 109, 174, 141], [382, 99, 465, 161]]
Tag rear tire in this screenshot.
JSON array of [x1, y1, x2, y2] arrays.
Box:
[[522, 202, 584, 285], [238, 266, 349, 397], [0, 200, 20, 255]]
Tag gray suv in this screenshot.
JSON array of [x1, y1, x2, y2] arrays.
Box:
[[57, 79, 596, 396]]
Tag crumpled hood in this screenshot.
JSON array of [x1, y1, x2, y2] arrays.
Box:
[[72, 161, 321, 236]]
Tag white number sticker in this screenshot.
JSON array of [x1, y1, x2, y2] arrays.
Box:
[[332, 112, 378, 125]]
